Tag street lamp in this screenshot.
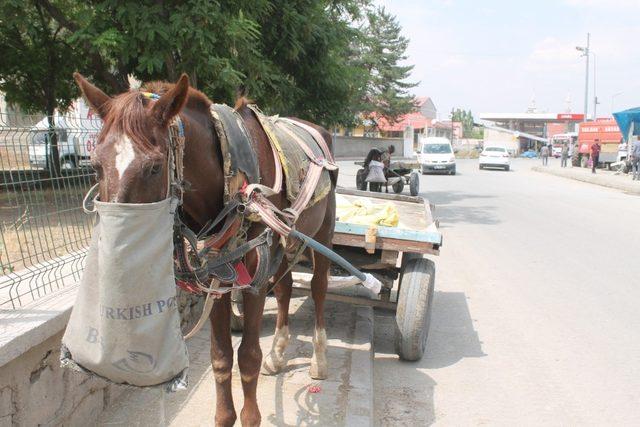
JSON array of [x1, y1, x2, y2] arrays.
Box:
[[576, 33, 590, 122]]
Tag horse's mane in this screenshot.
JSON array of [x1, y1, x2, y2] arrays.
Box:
[[101, 81, 212, 152]]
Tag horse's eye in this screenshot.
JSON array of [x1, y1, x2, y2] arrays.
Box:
[[92, 162, 103, 180], [150, 164, 162, 175]]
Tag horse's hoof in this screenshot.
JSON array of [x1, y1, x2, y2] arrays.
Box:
[[261, 351, 285, 375]]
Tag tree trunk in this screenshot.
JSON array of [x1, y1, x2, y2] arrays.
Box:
[[46, 104, 60, 178]]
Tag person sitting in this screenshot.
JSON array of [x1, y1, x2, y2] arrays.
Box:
[[380, 145, 395, 168]]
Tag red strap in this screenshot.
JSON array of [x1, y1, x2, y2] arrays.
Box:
[[234, 262, 252, 286]]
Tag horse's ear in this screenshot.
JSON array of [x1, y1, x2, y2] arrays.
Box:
[[73, 72, 110, 118], [151, 74, 189, 126]]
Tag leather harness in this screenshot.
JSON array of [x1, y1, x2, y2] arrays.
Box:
[[170, 102, 337, 300]]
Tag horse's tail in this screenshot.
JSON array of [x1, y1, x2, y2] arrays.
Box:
[[317, 126, 338, 187]]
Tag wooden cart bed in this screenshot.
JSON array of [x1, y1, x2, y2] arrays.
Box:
[[333, 188, 442, 255]]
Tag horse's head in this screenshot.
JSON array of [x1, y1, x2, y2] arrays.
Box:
[[74, 73, 190, 203]]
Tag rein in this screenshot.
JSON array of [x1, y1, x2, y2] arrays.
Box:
[[142, 94, 276, 301], [84, 93, 335, 302]]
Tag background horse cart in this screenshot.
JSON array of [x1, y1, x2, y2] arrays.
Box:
[[232, 187, 442, 361], [355, 160, 421, 196]]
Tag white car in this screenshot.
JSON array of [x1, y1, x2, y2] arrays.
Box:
[[479, 146, 510, 171], [418, 137, 456, 175]]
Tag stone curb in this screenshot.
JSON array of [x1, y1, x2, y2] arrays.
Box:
[[531, 166, 640, 195], [344, 305, 375, 427]]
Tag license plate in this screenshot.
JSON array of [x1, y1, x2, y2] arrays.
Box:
[[434, 165, 445, 169]]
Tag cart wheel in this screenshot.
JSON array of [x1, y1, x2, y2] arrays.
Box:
[[230, 289, 244, 332], [392, 179, 404, 194], [409, 172, 419, 196], [394, 257, 435, 361]]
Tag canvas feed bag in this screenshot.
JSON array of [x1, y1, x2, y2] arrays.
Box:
[[366, 160, 387, 183], [61, 196, 189, 391]]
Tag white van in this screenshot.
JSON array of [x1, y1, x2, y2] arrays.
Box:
[[417, 137, 456, 175]]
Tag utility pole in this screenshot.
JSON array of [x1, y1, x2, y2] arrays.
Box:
[[592, 52, 598, 120], [576, 33, 590, 122]]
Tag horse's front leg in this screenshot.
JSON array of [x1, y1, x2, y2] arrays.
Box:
[[309, 193, 335, 380], [309, 250, 330, 380], [261, 268, 293, 375], [209, 293, 236, 427], [238, 288, 267, 426]]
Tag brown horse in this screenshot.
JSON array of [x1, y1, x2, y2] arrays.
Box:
[[74, 73, 336, 426]]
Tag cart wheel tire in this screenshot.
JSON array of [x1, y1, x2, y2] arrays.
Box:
[[356, 168, 368, 191], [230, 290, 244, 332], [409, 172, 419, 196], [394, 257, 435, 361], [392, 179, 404, 194]]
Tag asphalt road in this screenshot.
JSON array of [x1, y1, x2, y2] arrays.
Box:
[[337, 158, 640, 426]]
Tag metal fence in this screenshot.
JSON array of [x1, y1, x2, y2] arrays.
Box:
[[0, 112, 102, 308]]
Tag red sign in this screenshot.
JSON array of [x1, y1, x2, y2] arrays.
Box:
[[556, 113, 584, 121]]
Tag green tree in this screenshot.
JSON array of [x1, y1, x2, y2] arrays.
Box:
[[358, 6, 417, 124], [452, 108, 475, 137], [0, 0, 88, 174], [4, 0, 372, 126], [253, 0, 370, 125], [0, 0, 418, 130]]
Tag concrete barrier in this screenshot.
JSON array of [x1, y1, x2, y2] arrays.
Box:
[[333, 136, 404, 159], [0, 285, 127, 426], [0, 272, 202, 426]]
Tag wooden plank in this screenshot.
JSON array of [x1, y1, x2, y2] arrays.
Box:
[[333, 232, 440, 255], [334, 222, 442, 245], [381, 250, 399, 266], [291, 286, 397, 311], [352, 161, 419, 170], [330, 246, 398, 270], [337, 187, 423, 203], [365, 226, 377, 254]]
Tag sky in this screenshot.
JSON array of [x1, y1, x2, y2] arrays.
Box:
[[380, 0, 640, 120]]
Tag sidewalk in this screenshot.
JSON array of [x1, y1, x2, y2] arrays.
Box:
[[532, 162, 640, 195], [99, 296, 374, 426]]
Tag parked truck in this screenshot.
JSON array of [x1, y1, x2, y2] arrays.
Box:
[[573, 119, 623, 168], [28, 99, 101, 171]]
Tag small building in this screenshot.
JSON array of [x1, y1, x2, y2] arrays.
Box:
[[337, 97, 439, 141], [428, 120, 463, 140]]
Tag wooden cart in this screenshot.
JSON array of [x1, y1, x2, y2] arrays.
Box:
[[354, 160, 421, 196], [292, 188, 441, 361], [231, 188, 441, 361]]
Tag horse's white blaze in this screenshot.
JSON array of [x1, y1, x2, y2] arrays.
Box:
[[115, 135, 135, 180]]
